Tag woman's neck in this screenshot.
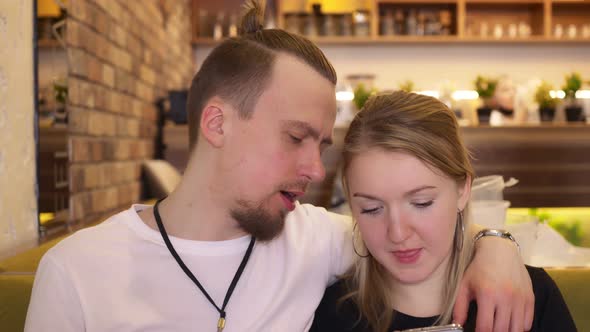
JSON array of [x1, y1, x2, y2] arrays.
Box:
[[389, 255, 451, 318]]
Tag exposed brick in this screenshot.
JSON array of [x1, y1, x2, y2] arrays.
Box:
[[88, 140, 103, 161], [69, 165, 85, 192], [115, 68, 132, 94], [69, 136, 91, 162], [139, 121, 156, 138], [94, 34, 110, 62], [68, 107, 89, 134], [127, 34, 142, 59], [81, 24, 99, 55], [110, 24, 126, 47], [67, 0, 193, 223], [94, 8, 109, 35], [132, 99, 143, 117], [88, 55, 103, 83], [139, 65, 156, 85], [142, 103, 158, 121], [66, 20, 82, 48], [93, 84, 107, 111], [118, 49, 133, 72], [102, 64, 115, 88], [83, 164, 102, 189], [68, 48, 89, 78], [69, 0, 89, 22], [70, 191, 92, 221]]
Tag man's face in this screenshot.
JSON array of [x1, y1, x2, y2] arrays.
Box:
[[223, 54, 337, 241]]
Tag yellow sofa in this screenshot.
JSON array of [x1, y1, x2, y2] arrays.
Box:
[[1, 240, 589, 332]]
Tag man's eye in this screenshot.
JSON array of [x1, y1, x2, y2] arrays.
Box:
[[413, 201, 433, 208], [289, 135, 303, 143], [360, 207, 381, 215]]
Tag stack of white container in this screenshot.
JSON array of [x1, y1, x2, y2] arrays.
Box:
[[470, 175, 517, 229], [470, 175, 590, 267]]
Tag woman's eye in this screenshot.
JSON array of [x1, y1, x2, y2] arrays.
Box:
[[289, 135, 303, 143], [413, 200, 433, 208], [360, 207, 381, 215]]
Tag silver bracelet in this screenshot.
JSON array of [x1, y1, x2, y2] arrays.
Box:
[[473, 229, 520, 252]]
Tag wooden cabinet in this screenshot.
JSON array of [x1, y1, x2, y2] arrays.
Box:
[[191, 0, 590, 45], [38, 127, 69, 233]]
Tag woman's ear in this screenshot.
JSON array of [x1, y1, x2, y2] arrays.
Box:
[[457, 175, 472, 211], [199, 104, 225, 148]]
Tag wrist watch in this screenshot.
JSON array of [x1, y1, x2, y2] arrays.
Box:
[[473, 229, 520, 252]]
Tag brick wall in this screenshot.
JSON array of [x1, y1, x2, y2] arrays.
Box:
[[66, 0, 194, 223]]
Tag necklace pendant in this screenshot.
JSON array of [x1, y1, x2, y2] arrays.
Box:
[[217, 317, 225, 332]]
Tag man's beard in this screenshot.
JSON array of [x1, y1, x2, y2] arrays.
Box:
[[230, 199, 287, 242]]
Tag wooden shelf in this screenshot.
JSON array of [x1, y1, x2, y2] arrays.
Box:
[[465, 0, 544, 3], [378, 0, 457, 3], [193, 35, 590, 46], [191, 0, 590, 46]]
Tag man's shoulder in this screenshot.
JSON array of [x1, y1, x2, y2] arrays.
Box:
[[46, 206, 139, 261], [290, 203, 351, 227]]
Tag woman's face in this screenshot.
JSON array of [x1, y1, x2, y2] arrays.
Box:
[[346, 149, 470, 286]]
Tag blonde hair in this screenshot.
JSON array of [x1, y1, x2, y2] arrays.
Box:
[[341, 91, 475, 332]]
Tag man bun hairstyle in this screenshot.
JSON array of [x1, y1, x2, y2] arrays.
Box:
[[186, 0, 337, 149], [239, 0, 265, 35]]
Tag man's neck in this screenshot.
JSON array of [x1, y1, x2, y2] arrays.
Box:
[[389, 255, 451, 318], [138, 159, 248, 242]]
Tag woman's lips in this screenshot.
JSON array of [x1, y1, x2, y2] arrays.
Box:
[[392, 248, 422, 264]]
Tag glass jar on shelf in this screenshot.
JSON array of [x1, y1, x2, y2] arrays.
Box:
[[406, 9, 418, 35], [381, 10, 394, 36], [353, 10, 371, 37], [439, 10, 452, 35], [394, 10, 405, 35]]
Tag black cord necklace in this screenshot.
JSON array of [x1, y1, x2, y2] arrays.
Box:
[[153, 198, 255, 332]]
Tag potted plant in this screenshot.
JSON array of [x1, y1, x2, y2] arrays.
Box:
[[474, 75, 498, 124], [353, 83, 377, 111], [52, 79, 68, 124], [562, 72, 583, 122], [534, 81, 557, 122], [398, 80, 415, 93]]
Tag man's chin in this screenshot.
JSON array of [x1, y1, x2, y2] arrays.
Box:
[[231, 205, 287, 242]]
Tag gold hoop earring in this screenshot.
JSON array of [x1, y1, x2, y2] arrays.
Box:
[[352, 223, 370, 258], [455, 209, 465, 252]]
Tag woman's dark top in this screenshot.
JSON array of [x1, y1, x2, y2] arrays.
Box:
[[311, 266, 576, 332]]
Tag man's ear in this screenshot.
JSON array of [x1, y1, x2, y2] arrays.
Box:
[[200, 104, 225, 148], [458, 175, 472, 211]]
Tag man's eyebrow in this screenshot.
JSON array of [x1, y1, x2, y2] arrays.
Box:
[[282, 120, 333, 146]]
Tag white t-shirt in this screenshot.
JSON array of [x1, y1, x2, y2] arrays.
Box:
[[25, 203, 353, 332]]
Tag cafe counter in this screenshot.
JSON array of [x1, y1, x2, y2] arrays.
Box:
[[163, 123, 590, 208]]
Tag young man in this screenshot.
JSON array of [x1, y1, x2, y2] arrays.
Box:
[[26, 2, 533, 331]]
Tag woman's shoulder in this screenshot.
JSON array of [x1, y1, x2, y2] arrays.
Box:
[[526, 265, 562, 301], [525, 265, 577, 331], [311, 278, 369, 332]]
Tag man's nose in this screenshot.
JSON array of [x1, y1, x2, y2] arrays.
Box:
[[300, 149, 326, 183]]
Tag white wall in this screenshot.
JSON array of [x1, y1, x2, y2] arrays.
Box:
[[0, 0, 39, 254], [195, 43, 590, 91]]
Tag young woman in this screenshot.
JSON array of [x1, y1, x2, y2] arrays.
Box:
[[311, 91, 575, 332]]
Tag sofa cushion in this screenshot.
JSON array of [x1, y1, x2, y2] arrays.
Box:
[[546, 267, 590, 331], [0, 273, 35, 332]]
